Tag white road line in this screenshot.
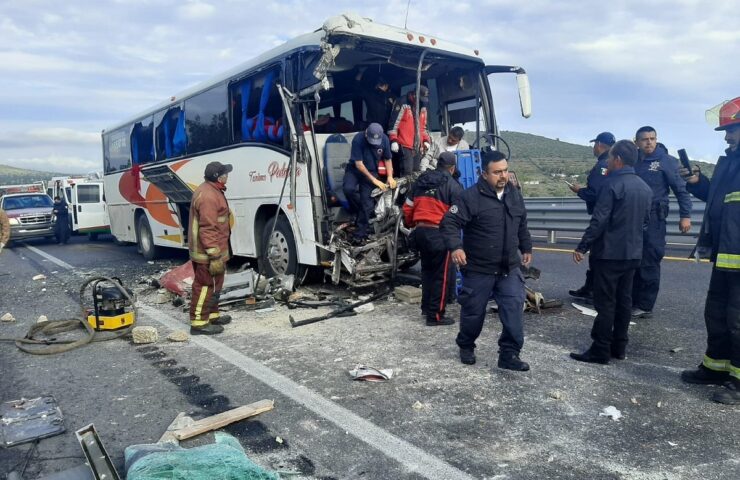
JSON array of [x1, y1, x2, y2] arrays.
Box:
[[22, 243, 75, 270], [138, 304, 475, 480]]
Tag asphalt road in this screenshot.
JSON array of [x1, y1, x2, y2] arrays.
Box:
[[0, 234, 738, 480]]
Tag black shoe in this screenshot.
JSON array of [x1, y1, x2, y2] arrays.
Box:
[[631, 308, 652, 319], [498, 354, 530, 371], [211, 314, 232, 325], [570, 349, 609, 365], [680, 365, 730, 385], [460, 348, 476, 365], [568, 286, 592, 300], [610, 347, 626, 360], [426, 317, 454, 326], [712, 379, 740, 405], [190, 324, 224, 335]]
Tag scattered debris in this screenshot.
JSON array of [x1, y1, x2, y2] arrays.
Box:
[[630, 397, 640, 405], [32, 274, 46, 281], [394, 285, 422, 304], [353, 302, 375, 313], [255, 307, 276, 314], [275, 436, 284, 444], [37, 315, 49, 323], [548, 390, 563, 400], [1, 312, 16, 322], [670, 347, 684, 353], [155, 289, 172, 304], [599, 406, 622, 421], [1, 396, 66, 447], [657, 401, 663, 408], [629, 321, 637, 326], [289, 288, 392, 327], [167, 331, 190, 343], [159, 261, 194, 297], [412, 401, 427, 411], [572, 303, 597, 317], [76, 424, 120, 480], [668, 441, 678, 447], [172, 399, 275, 441], [219, 269, 256, 304], [349, 364, 393, 382], [132, 326, 159, 344], [171, 296, 184, 307]]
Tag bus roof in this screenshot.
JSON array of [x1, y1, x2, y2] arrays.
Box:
[[103, 13, 485, 134]]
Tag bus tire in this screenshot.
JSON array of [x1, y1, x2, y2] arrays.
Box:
[[136, 215, 161, 261], [259, 216, 303, 279]]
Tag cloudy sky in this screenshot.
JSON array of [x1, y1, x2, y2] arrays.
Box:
[[1, 0, 737, 173]]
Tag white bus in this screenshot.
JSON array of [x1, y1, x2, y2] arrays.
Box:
[[102, 13, 531, 286]]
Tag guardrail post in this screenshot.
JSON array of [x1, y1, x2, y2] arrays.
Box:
[[548, 230, 557, 244]]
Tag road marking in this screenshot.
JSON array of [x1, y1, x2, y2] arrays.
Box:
[[22, 243, 75, 270], [533, 246, 709, 263], [138, 304, 475, 480]]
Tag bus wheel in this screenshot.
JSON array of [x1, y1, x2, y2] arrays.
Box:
[[137, 215, 161, 261], [259, 216, 303, 279]]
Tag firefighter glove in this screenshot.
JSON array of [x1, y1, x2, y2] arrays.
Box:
[[209, 258, 225, 276]]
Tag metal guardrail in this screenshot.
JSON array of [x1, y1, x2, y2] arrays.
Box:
[[524, 197, 705, 248]]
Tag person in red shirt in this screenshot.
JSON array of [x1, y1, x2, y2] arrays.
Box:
[[389, 86, 431, 176]]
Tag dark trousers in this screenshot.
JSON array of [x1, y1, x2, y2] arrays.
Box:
[[54, 216, 70, 244], [416, 227, 454, 321], [589, 259, 640, 357], [580, 255, 595, 292], [190, 261, 225, 327], [632, 217, 666, 311], [703, 267, 740, 378], [343, 172, 375, 239], [399, 147, 421, 176], [455, 269, 526, 356]]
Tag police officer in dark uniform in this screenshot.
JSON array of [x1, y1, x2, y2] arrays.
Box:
[[679, 96, 740, 405], [440, 150, 533, 371], [52, 196, 70, 245], [570, 140, 652, 364], [342, 123, 396, 242], [403, 152, 463, 326], [631, 126, 692, 318], [568, 131, 615, 300]]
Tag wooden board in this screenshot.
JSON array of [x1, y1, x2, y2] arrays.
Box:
[[173, 399, 274, 441]]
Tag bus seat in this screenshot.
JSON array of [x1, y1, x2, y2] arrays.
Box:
[[324, 133, 351, 210], [240, 81, 253, 141], [172, 110, 187, 156]]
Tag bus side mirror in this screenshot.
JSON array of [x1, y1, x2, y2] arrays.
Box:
[[516, 73, 532, 119]]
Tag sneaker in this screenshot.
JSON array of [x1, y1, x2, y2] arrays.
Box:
[[190, 324, 224, 335], [569, 349, 610, 365], [211, 314, 232, 325], [498, 354, 530, 371], [426, 317, 455, 326], [631, 308, 652, 318], [680, 365, 730, 385], [460, 348, 476, 365], [712, 379, 740, 405], [568, 286, 593, 300]]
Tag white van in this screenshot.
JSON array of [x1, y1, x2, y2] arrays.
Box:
[[49, 175, 111, 240]]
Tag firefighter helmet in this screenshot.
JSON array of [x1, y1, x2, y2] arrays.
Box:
[[707, 97, 740, 131]]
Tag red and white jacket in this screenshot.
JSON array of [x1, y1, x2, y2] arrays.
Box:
[[403, 169, 463, 227], [388, 101, 430, 150]]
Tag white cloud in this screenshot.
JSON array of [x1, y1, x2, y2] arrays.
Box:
[[3, 155, 100, 173], [26, 128, 99, 145], [178, 1, 215, 20]]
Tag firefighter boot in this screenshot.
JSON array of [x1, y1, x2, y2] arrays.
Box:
[[712, 379, 740, 405], [190, 323, 225, 335], [680, 365, 729, 385]]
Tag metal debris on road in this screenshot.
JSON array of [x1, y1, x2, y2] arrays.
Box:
[[132, 326, 158, 344], [349, 364, 394, 382], [599, 406, 622, 421], [1, 395, 66, 447], [572, 303, 597, 317]]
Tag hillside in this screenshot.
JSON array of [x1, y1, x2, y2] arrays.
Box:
[[0, 164, 71, 186]]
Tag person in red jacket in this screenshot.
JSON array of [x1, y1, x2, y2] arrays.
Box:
[[188, 161, 233, 335], [403, 152, 463, 325], [389, 86, 431, 176]]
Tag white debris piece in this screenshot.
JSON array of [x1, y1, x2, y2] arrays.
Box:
[[1, 313, 16, 322], [37, 315, 49, 323], [155, 289, 172, 304], [32, 274, 46, 281], [353, 302, 375, 313], [167, 330, 190, 342], [599, 406, 622, 421], [132, 326, 159, 344]]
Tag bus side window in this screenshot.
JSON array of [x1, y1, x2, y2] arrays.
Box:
[[232, 67, 284, 148], [155, 106, 187, 159], [131, 117, 155, 165]]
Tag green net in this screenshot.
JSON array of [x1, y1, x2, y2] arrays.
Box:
[[125, 432, 280, 480]]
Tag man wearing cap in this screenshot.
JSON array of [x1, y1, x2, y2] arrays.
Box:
[[631, 126, 692, 318], [188, 161, 233, 335], [403, 151, 463, 325], [679, 96, 740, 404], [567, 132, 615, 301], [389, 86, 431, 176], [343, 123, 396, 242]]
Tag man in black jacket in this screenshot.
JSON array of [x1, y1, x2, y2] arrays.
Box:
[[440, 150, 533, 371], [571, 140, 652, 364], [403, 152, 463, 325]]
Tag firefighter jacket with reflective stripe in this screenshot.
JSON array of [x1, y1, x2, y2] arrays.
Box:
[[687, 147, 740, 270], [388, 101, 430, 150], [0, 208, 9, 245], [403, 169, 463, 226], [189, 181, 231, 264], [440, 177, 532, 275]]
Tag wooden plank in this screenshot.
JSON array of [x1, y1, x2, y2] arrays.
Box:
[[173, 399, 274, 441], [158, 412, 194, 444]]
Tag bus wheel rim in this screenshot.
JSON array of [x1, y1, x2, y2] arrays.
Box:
[[267, 231, 290, 274]]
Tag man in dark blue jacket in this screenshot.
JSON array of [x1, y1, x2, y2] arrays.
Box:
[[568, 131, 615, 300], [571, 140, 652, 364], [440, 150, 533, 371], [631, 126, 692, 318], [679, 96, 740, 405], [403, 152, 463, 326]]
